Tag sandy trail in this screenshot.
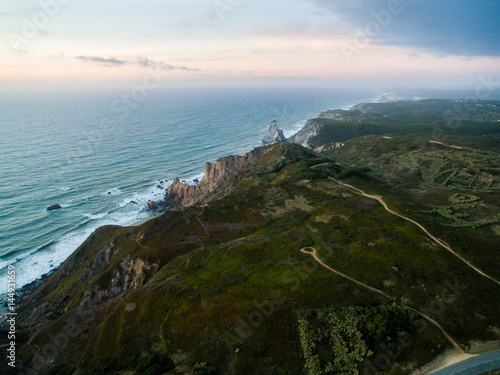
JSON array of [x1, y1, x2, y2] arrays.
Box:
[[328, 177, 500, 286], [300, 246, 464, 353]]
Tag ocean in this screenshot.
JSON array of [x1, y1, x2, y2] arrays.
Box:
[[0, 86, 380, 294]]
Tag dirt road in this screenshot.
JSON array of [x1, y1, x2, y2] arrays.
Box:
[[329, 177, 500, 286]]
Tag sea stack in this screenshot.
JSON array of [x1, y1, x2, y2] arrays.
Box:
[[261, 120, 287, 145]]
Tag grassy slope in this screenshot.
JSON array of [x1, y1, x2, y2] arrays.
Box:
[[354, 99, 500, 121], [12, 142, 500, 375], [307, 99, 500, 148], [325, 133, 500, 279]]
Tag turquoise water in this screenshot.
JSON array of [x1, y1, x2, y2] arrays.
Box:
[[0, 86, 379, 293]]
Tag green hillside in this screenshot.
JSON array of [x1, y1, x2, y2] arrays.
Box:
[[3, 102, 500, 375]]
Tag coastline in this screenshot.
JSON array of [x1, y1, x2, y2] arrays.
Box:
[[127, 218, 152, 227], [1, 92, 405, 304], [0, 213, 160, 321], [5, 94, 500, 374]]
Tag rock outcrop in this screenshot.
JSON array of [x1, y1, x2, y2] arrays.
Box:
[[287, 120, 322, 149], [166, 149, 260, 207], [318, 109, 362, 121], [80, 255, 159, 307], [350, 103, 370, 113], [261, 120, 287, 145], [166, 178, 199, 206], [46, 204, 62, 211]]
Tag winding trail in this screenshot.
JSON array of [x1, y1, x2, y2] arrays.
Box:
[[196, 205, 210, 239], [300, 247, 464, 353], [328, 177, 500, 286]]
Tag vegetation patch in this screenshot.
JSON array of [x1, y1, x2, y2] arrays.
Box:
[[426, 193, 500, 228], [298, 305, 418, 375]]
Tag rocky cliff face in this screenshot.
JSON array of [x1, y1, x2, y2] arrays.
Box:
[[80, 254, 159, 307], [318, 109, 363, 121], [166, 149, 260, 207], [261, 120, 287, 144], [166, 177, 199, 206], [350, 103, 369, 113], [287, 119, 322, 148], [18, 237, 160, 327]]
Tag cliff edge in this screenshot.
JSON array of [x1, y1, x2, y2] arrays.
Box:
[[165, 148, 262, 207]]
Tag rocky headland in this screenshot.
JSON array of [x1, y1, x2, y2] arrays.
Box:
[[5, 99, 500, 375]]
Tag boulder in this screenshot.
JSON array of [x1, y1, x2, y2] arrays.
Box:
[[46, 204, 62, 211], [148, 201, 158, 210]]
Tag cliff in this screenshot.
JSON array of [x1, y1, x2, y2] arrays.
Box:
[[261, 120, 287, 144], [165, 149, 262, 207], [318, 109, 363, 120], [287, 119, 322, 148], [6, 102, 500, 375]]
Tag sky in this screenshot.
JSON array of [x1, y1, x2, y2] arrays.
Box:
[[1, 0, 500, 89]]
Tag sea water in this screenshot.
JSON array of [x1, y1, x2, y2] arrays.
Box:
[[0, 86, 379, 293]]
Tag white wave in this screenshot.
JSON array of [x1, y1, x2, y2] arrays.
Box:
[[118, 185, 167, 208], [84, 212, 108, 220], [340, 103, 360, 110], [283, 119, 308, 138], [0, 259, 15, 272], [60, 186, 71, 191], [185, 172, 205, 185], [0, 228, 95, 294], [101, 187, 122, 196], [107, 211, 150, 227], [15, 251, 35, 261], [0, 206, 154, 294]]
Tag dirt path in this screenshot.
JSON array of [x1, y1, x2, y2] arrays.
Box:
[[429, 140, 467, 150], [196, 205, 210, 239], [329, 177, 500, 286], [300, 247, 464, 353], [310, 162, 331, 169], [300, 247, 393, 300]]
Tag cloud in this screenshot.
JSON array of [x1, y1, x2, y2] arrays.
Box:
[[3, 47, 32, 55], [76, 56, 126, 66], [75, 56, 203, 71], [135, 57, 202, 71], [309, 0, 500, 56]]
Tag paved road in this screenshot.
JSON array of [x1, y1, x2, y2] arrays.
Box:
[[430, 351, 500, 375]]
